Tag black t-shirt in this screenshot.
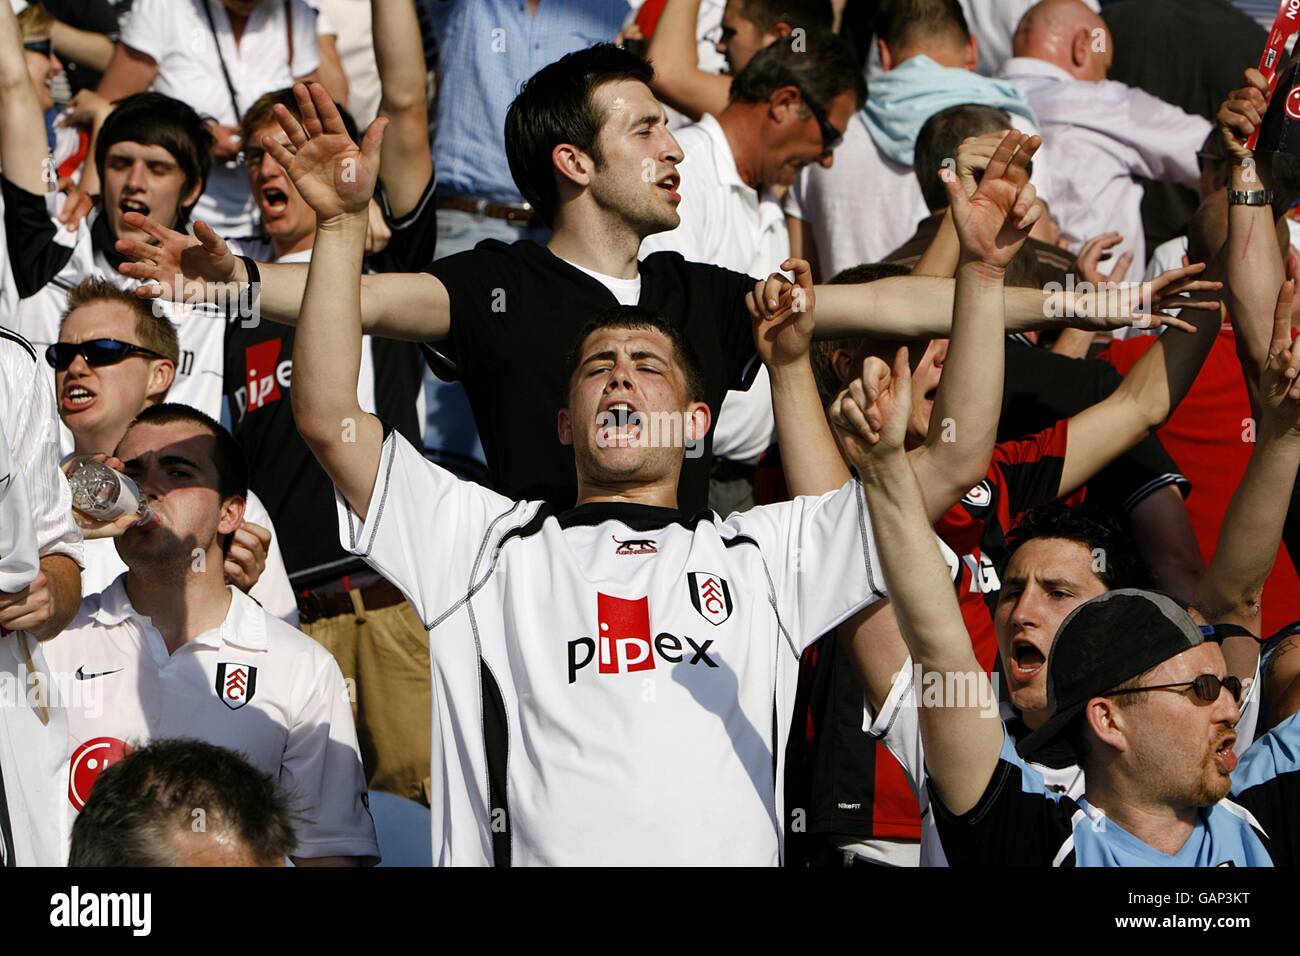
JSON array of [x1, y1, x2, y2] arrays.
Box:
[[224, 181, 438, 586], [427, 242, 759, 513]]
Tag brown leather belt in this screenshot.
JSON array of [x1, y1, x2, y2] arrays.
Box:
[[297, 579, 406, 624], [436, 195, 538, 224]]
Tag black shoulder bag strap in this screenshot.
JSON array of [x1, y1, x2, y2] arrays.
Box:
[[201, 0, 243, 119]]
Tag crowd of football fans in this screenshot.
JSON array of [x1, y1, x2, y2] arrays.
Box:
[[2, 0, 1300, 868]]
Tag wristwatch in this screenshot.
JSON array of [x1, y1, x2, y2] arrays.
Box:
[[1228, 188, 1273, 206]]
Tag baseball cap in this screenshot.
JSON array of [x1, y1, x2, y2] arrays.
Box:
[[1016, 589, 1204, 760]]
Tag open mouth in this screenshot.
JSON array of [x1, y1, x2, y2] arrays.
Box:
[[62, 383, 96, 413], [597, 401, 643, 446], [260, 185, 289, 213], [119, 198, 150, 218], [1213, 734, 1238, 773], [655, 173, 681, 203], [1009, 638, 1047, 683]]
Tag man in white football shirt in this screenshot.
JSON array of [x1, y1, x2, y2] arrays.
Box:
[[42, 403, 378, 865], [275, 83, 1044, 864]]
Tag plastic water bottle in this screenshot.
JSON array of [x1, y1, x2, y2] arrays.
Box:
[[67, 459, 154, 526]]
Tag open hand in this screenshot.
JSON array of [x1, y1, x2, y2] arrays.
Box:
[[264, 83, 387, 222], [116, 214, 240, 304], [945, 130, 1043, 269]]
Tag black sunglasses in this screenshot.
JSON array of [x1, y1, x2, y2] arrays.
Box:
[[46, 339, 167, 371], [1105, 673, 1243, 705], [24, 38, 52, 58], [799, 89, 843, 153]]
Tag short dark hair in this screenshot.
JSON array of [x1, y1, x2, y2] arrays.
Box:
[[240, 88, 360, 151], [914, 104, 1013, 212], [729, 29, 867, 111], [810, 263, 913, 406], [68, 739, 297, 866], [565, 305, 706, 403], [875, 0, 970, 54], [62, 277, 180, 366], [96, 93, 214, 221], [736, 0, 834, 33], [1003, 502, 1155, 591], [505, 44, 654, 226], [121, 403, 249, 503]]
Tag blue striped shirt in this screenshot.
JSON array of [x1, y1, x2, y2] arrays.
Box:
[[425, 0, 628, 203]]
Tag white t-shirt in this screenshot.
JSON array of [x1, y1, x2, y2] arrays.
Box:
[[866, 652, 1261, 866], [337, 429, 888, 865], [78, 489, 299, 626], [43, 580, 379, 862], [120, 0, 322, 237], [999, 56, 1210, 283]]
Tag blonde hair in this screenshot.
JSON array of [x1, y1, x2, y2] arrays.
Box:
[[17, 4, 54, 41]]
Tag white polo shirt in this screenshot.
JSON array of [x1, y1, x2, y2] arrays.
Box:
[[120, 0, 322, 237], [999, 57, 1210, 283], [639, 113, 787, 466], [43, 580, 378, 862]]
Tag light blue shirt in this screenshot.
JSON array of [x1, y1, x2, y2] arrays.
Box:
[[426, 0, 627, 203]]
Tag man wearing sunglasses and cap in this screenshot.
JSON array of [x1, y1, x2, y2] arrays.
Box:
[[851, 274, 1300, 865]]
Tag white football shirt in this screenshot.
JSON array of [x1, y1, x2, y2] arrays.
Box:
[[43, 581, 378, 862], [338, 429, 887, 865]]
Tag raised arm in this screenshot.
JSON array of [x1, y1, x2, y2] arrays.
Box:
[[1057, 255, 1224, 498], [271, 84, 387, 514], [812, 261, 1215, 341], [113, 212, 448, 341], [1220, 69, 1288, 395], [909, 130, 1041, 522], [50, 19, 115, 73], [1195, 280, 1300, 641], [0, 0, 54, 195], [94, 42, 157, 101], [750, 258, 851, 496], [832, 348, 1003, 816], [372, 0, 432, 217], [644, 0, 730, 122]]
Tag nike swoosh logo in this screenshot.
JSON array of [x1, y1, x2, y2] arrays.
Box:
[[75, 666, 123, 681]]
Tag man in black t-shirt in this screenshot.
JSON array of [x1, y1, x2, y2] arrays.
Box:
[[117, 45, 1216, 514]]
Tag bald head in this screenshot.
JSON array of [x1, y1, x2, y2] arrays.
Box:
[[1013, 0, 1112, 82]]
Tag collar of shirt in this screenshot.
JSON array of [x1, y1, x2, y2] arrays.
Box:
[[998, 56, 1078, 86], [695, 113, 782, 217], [91, 576, 269, 661]]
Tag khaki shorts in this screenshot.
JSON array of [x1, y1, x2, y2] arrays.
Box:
[[302, 594, 431, 804]]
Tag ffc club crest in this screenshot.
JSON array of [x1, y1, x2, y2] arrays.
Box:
[[688, 572, 733, 626], [215, 662, 258, 710], [962, 481, 993, 508]]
